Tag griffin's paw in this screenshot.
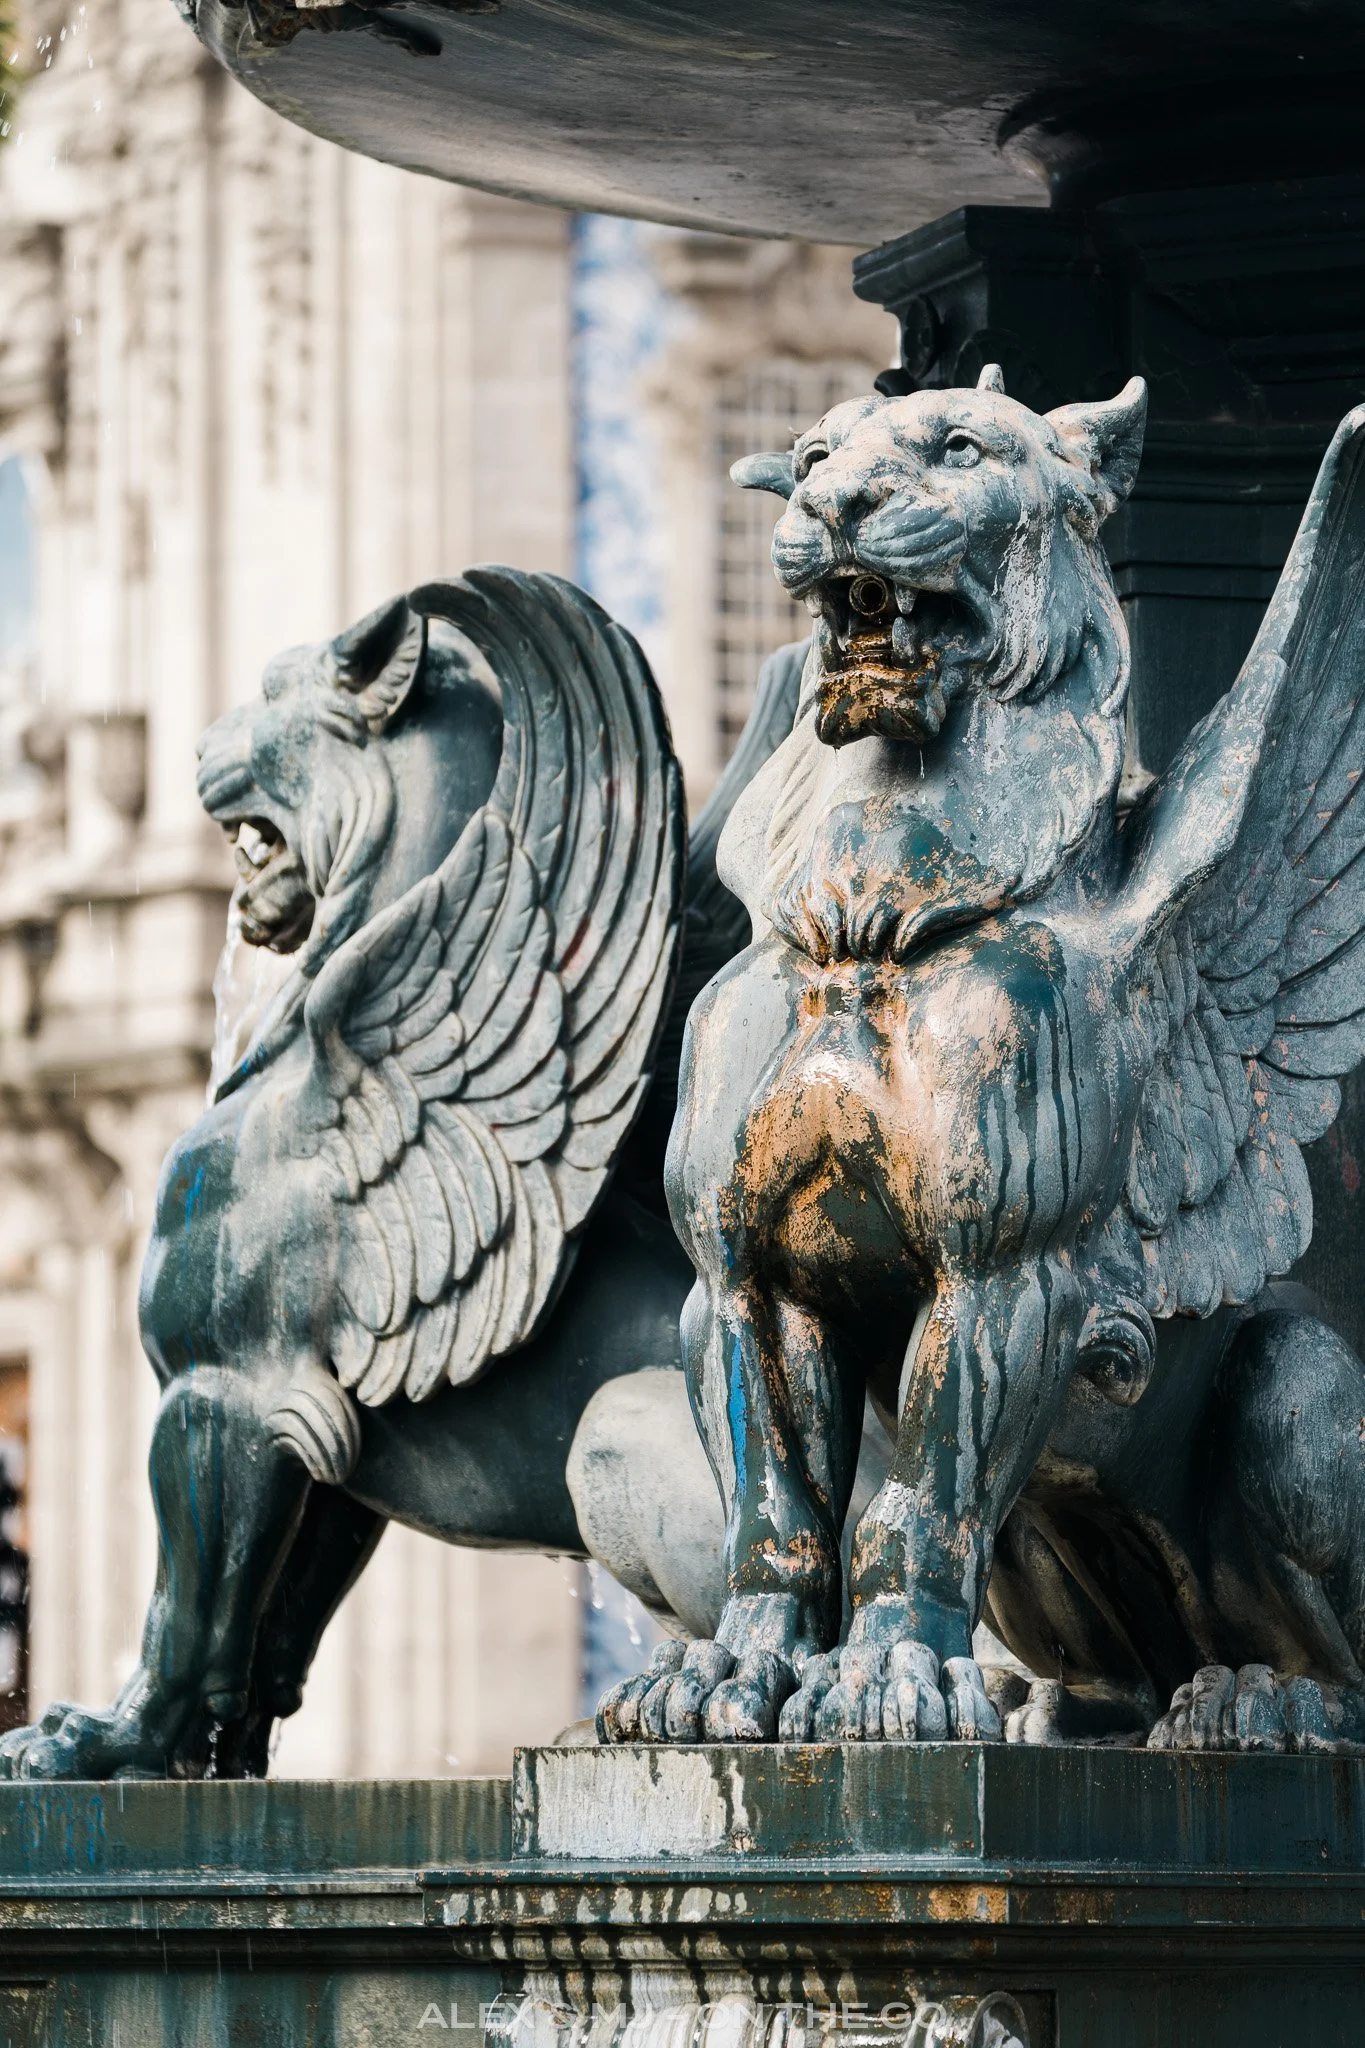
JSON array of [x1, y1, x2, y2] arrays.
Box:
[[1004, 1682, 1070, 1748], [0, 1701, 164, 1780], [1004, 1677, 1151, 1748], [595, 1638, 799, 1744], [1145, 1664, 1365, 1754], [1147, 1664, 1252, 1751], [778, 1642, 1002, 1743], [595, 1640, 687, 1743], [701, 1649, 798, 1741]]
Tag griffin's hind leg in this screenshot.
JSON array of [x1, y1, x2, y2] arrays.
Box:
[[985, 1502, 1169, 1747], [0, 1365, 310, 1780], [1148, 1311, 1365, 1753], [211, 1489, 386, 1778]]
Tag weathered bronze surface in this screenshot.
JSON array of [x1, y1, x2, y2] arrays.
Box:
[[598, 370, 1365, 1756]]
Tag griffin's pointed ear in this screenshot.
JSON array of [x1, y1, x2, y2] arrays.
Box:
[[1046, 377, 1148, 514], [331, 597, 426, 734], [730, 450, 797, 499], [976, 362, 1006, 393]]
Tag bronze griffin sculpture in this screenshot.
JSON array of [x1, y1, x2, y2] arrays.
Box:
[[596, 369, 1365, 1754], [0, 572, 803, 1780]]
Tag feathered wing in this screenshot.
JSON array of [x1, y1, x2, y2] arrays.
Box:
[[300, 570, 684, 1404], [1090, 404, 1365, 1318]]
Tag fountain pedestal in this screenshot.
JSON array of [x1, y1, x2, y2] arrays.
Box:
[[5, 1747, 1365, 2044]]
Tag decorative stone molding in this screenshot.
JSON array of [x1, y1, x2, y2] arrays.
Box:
[[0, 224, 61, 462]]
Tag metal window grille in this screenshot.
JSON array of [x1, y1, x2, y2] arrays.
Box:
[[712, 359, 873, 759]]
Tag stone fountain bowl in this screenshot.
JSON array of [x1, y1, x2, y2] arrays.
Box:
[[192, 0, 1365, 242]]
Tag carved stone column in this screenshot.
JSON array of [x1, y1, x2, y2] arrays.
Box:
[[852, 178, 1365, 1347]]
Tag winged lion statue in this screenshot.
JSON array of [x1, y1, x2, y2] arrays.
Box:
[[596, 367, 1365, 1755], [0, 569, 810, 1779]]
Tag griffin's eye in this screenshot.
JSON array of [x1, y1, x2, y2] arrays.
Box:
[[793, 442, 829, 483], [943, 431, 983, 469]]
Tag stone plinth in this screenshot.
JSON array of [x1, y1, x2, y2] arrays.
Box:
[[2, 1749, 1364, 2043]]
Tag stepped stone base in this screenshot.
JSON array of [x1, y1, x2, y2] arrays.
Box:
[[0, 1747, 1362, 2043]]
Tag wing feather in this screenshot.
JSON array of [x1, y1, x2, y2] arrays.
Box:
[[355, 1324, 416, 1407], [299, 572, 683, 1404], [1097, 405, 1365, 1319], [406, 1298, 460, 1403], [468, 1041, 568, 1121], [397, 1142, 455, 1306], [339, 1199, 394, 1339]]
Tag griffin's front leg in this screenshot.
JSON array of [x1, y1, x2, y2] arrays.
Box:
[[598, 1278, 861, 1743], [789, 1256, 1083, 1742]]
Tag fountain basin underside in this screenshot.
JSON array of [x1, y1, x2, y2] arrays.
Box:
[[196, 0, 1365, 241]]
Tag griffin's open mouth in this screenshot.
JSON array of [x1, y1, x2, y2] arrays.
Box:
[[220, 816, 315, 952], [804, 571, 980, 745], [806, 570, 978, 676]]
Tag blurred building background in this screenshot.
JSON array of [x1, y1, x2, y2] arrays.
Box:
[[0, 0, 890, 1773]]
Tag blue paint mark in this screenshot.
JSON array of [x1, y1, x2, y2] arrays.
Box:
[[183, 1164, 205, 1230], [727, 1332, 748, 1497]]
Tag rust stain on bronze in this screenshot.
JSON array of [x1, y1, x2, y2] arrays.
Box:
[[925, 1884, 1009, 1924]]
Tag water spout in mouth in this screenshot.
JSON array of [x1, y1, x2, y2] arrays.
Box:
[[847, 572, 893, 620]]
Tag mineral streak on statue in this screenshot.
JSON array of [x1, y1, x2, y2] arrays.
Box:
[[599, 368, 1365, 1755]]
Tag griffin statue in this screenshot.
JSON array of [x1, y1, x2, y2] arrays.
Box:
[[0, 570, 803, 1779], [595, 368, 1365, 1756]]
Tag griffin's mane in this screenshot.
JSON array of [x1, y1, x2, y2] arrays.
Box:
[[985, 488, 1130, 721], [210, 722, 399, 1102], [722, 510, 1130, 962]]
